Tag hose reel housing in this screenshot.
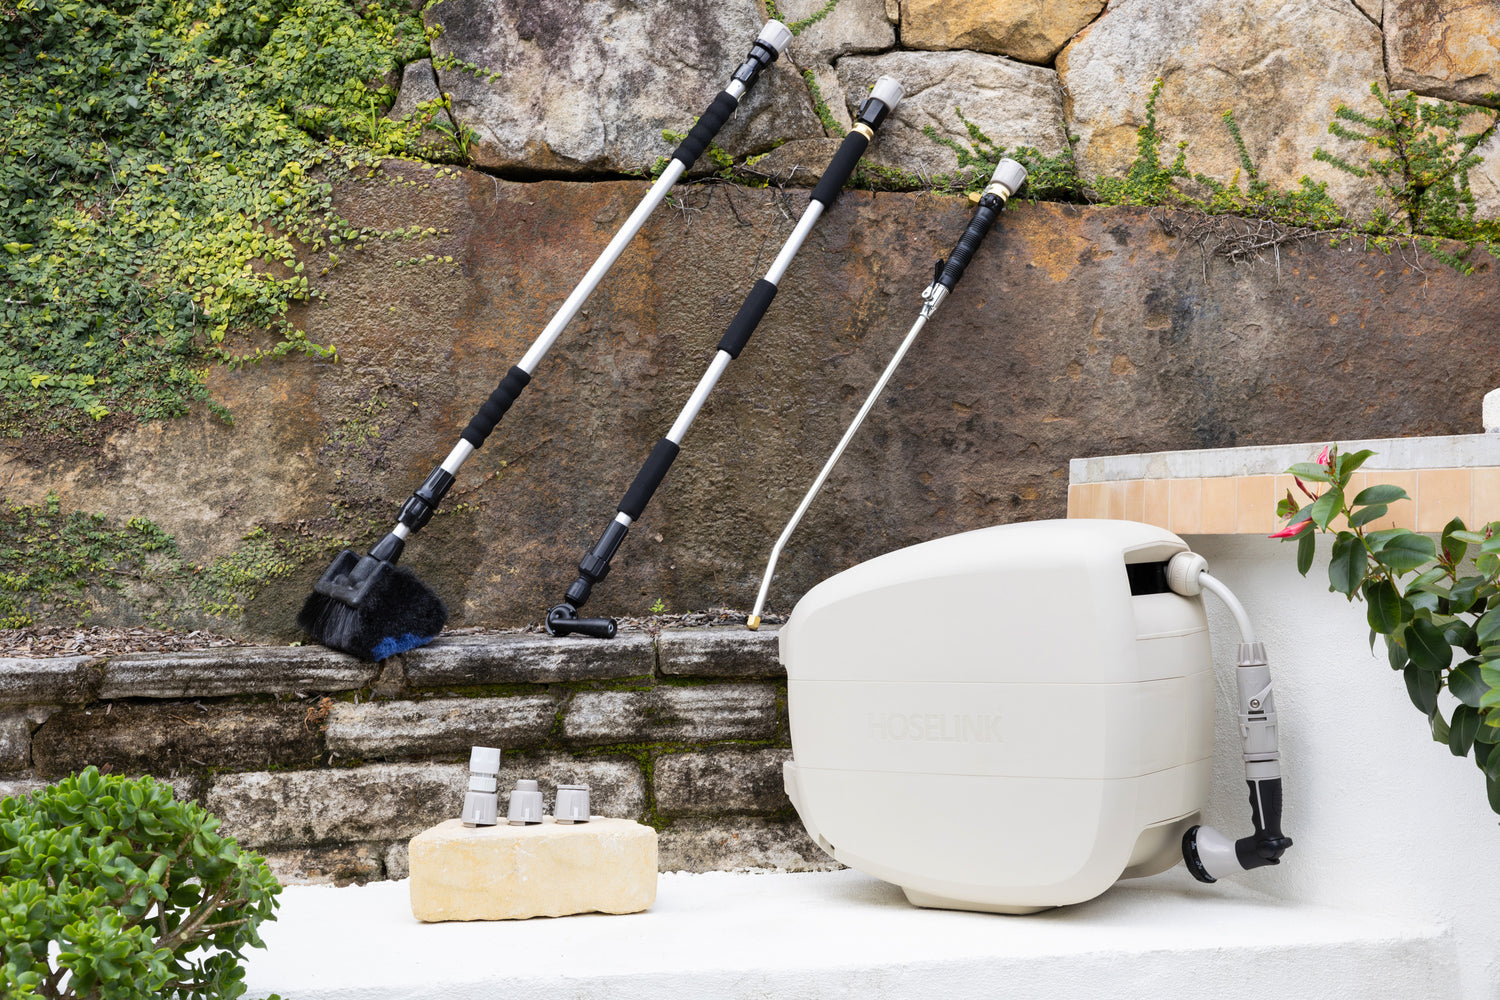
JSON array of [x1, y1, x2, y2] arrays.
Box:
[[779, 519, 1216, 913]]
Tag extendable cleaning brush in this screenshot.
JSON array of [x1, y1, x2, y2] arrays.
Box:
[[544, 78, 906, 639], [747, 156, 1029, 630], [299, 21, 796, 661]]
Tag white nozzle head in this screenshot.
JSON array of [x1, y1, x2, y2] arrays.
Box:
[[758, 19, 793, 55], [469, 746, 501, 774], [990, 157, 1028, 196], [869, 75, 903, 111]]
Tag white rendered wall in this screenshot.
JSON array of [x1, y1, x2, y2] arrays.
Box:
[[1190, 533, 1498, 1000]]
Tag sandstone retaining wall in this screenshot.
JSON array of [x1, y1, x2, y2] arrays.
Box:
[[0, 628, 833, 885]]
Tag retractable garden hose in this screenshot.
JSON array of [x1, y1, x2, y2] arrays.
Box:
[[298, 21, 795, 661], [544, 77, 907, 639]]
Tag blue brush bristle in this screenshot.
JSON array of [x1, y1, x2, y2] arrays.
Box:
[[369, 631, 438, 661]]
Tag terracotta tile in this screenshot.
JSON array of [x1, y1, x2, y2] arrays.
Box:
[[1167, 478, 1203, 534], [1364, 470, 1419, 530], [1067, 484, 1089, 518], [1474, 468, 1500, 526], [1200, 477, 1237, 534], [1236, 475, 1277, 534], [1417, 468, 1472, 533], [1103, 481, 1126, 520], [1124, 479, 1146, 524], [1142, 479, 1170, 529]]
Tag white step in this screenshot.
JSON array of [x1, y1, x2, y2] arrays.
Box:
[[243, 868, 1457, 1000]]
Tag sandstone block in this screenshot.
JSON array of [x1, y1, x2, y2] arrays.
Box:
[[99, 646, 375, 700], [0, 778, 48, 801], [743, 138, 842, 187], [401, 633, 653, 687], [901, 0, 1105, 65], [836, 51, 1068, 177], [779, 0, 894, 66], [657, 817, 839, 873], [325, 694, 558, 758], [426, 0, 822, 175], [264, 843, 385, 886], [1057, 0, 1388, 215], [563, 685, 780, 744], [209, 754, 645, 847], [385, 841, 410, 880], [387, 58, 442, 120], [31, 701, 322, 778], [657, 627, 784, 678], [0, 713, 31, 772], [1386, 0, 1500, 107], [409, 817, 656, 921], [654, 748, 792, 816], [0, 656, 100, 705]]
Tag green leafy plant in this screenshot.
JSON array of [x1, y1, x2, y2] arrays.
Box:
[[0, 767, 281, 998], [1315, 83, 1500, 243], [648, 597, 667, 615], [1273, 445, 1500, 814]]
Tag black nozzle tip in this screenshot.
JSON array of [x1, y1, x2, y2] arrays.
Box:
[[545, 604, 618, 639]]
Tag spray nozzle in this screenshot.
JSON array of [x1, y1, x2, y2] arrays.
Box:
[[546, 603, 618, 639], [856, 76, 903, 129]]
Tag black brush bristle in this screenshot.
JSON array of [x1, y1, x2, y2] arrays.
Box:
[[298, 565, 448, 661]]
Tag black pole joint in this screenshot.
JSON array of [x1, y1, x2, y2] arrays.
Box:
[[397, 467, 456, 533]]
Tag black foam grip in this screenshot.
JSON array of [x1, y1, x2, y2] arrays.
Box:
[[673, 91, 739, 169], [717, 279, 779, 359], [811, 131, 870, 208], [461, 366, 531, 448], [937, 202, 1000, 291], [619, 438, 680, 520]]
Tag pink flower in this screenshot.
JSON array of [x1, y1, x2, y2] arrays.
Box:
[[1316, 445, 1331, 467], [1269, 519, 1314, 539]]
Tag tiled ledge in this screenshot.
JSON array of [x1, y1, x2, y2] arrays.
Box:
[[1068, 434, 1500, 534]]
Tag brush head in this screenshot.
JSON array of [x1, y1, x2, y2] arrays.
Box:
[[298, 563, 448, 661]]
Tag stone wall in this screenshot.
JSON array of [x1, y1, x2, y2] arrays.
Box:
[[3, 0, 1499, 642], [0, 628, 834, 884], [420, 0, 1499, 212]]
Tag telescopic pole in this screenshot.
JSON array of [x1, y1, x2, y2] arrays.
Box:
[[546, 78, 907, 638]]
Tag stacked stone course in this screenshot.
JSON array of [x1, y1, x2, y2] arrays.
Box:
[[0, 628, 838, 885]]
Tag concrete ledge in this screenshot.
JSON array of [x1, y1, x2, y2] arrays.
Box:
[[401, 633, 656, 686], [243, 869, 1458, 1000], [0, 656, 101, 704], [99, 647, 376, 699]]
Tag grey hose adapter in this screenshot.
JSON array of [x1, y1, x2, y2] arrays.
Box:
[[1166, 552, 1294, 883]]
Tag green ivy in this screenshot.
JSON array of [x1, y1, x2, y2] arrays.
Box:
[[0, 0, 455, 429], [0, 493, 346, 627]]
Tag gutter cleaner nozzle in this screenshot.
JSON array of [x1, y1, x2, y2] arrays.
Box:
[[507, 778, 544, 825], [988, 157, 1028, 200], [758, 19, 793, 55], [856, 76, 904, 130], [460, 746, 502, 827]]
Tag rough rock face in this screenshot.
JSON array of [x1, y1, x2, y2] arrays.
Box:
[[778, 0, 894, 66], [426, 0, 823, 174], [837, 51, 1069, 175], [900, 0, 1107, 65], [4, 167, 1498, 638], [1385, 0, 1500, 106], [1058, 0, 1389, 215]]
